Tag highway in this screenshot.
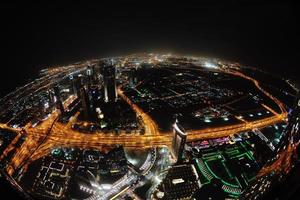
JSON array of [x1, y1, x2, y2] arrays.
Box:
[[0, 67, 288, 177]]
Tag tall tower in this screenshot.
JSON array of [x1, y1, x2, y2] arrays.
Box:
[[73, 76, 83, 97], [53, 86, 64, 114], [69, 74, 77, 95], [79, 86, 91, 120], [102, 64, 117, 103], [129, 68, 138, 87], [86, 65, 93, 90], [171, 119, 187, 163], [75, 76, 92, 120]]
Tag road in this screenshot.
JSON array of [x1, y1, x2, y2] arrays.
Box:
[[0, 67, 288, 177]]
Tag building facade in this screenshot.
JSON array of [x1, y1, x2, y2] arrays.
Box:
[[171, 120, 187, 163]]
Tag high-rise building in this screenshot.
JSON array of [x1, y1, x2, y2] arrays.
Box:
[[90, 85, 100, 109], [74, 76, 83, 97], [48, 89, 55, 104], [91, 64, 98, 84], [69, 74, 77, 95], [53, 86, 64, 114], [74, 75, 92, 120], [79, 86, 91, 120], [129, 68, 138, 87], [171, 120, 187, 163], [101, 64, 117, 103], [86, 66, 93, 90]]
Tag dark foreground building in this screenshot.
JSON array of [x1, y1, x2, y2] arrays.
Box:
[[101, 64, 117, 103]]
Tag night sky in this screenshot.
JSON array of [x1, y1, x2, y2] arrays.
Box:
[[0, 1, 299, 97]]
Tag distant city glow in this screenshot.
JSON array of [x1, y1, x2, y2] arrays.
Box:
[[204, 62, 217, 69], [223, 117, 229, 121], [204, 118, 212, 123]]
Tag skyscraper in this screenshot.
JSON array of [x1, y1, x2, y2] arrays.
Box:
[[86, 65, 93, 90], [101, 64, 117, 103], [69, 74, 77, 95], [129, 68, 138, 87], [74, 76, 92, 120], [90, 85, 100, 110], [53, 86, 64, 114], [79, 86, 91, 120], [73, 76, 83, 97], [171, 119, 187, 163]]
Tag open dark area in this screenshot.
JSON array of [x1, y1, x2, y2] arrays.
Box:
[[0, 2, 299, 97]]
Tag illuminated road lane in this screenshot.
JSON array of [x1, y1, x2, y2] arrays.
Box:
[[1, 67, 288, 177]]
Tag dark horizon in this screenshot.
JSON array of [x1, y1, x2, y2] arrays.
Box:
[[0, 2, 299, 97]]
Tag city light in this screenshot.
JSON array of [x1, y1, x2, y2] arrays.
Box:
[[204, 62, 218, 69], [0, 53, 296, 200]]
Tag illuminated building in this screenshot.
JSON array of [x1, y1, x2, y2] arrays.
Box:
[[90, 85, 100, 111], [48, 89, 55, 104], [154, 164, 200, 199], [101, 64, 117, 103], [53, 86, 64, 114], [129, 68, 137, 87], [287, 92, 300, 143], [79, 86, 91, 120], [73, 75, 92, 119], [171, 120, 187, 163], [86, 66, 93, 90], [74, 76, 83, 97], [91, 65, 99, 85], [69, 74, 77, 95]]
